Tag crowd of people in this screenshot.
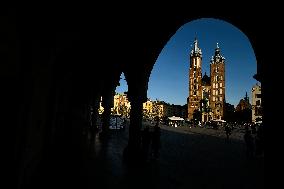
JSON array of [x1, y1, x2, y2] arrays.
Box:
[[89, 113, 263, 162], [243, 123, 264, 159], [215, 121, 264, 160], [168, 119, 264, 160]]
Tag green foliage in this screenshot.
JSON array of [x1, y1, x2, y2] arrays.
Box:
[[193, 109, 202, 121]]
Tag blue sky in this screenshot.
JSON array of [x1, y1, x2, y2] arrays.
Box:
[[116, 18, 258, 107]]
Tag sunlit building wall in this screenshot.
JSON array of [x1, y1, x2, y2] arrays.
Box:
[[252, 83, 262, 123]]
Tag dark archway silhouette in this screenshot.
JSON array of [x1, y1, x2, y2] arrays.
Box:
[[1, 9, 269, 189]]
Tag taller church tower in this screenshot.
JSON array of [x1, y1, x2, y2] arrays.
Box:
[[188, 38, 203, 119], [210, 43, 226, 120]]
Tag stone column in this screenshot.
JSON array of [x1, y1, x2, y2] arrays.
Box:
[[128, 97, 143, 150], [101, 90, 113, 137], [90, 95, 100, 134], [124, 92, 146, 162]]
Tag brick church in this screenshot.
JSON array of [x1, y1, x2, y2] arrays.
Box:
[[188, 38, 226, 122]]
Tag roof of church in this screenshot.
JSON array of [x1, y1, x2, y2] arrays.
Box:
[[202, 72, 211, 86]]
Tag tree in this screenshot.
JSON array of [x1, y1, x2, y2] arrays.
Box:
[[193, 109, 202, 122], [118, 104, 129, 118], [255, 117, 262, 122], [224, 103, 236, 122], [235, 108, 252, 123], [143, 109, 150, 120], [200, 98, 210, 122]]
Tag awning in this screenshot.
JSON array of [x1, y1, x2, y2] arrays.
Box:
[[168, 116, 184, 121]]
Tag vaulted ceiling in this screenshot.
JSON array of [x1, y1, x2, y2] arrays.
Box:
[[2, 8, 265, 105]]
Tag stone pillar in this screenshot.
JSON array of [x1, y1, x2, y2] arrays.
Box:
[[101, 91, 113, 136], [124, 92, 146, 162], [123, 66, 149, 162], [128, 97, 143, 150], [90, 95, 100, 134]]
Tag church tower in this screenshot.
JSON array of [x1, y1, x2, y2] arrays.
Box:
[[210, 43, 226, 120], [188, 38, 203, 120]]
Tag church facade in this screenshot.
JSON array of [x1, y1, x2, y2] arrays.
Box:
[[188, 38, 226, 122]]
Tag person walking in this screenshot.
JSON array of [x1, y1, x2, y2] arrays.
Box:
[[225, 124, 231, 140]]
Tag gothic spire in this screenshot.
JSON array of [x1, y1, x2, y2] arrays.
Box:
[[215, 42, 220, 55], [194, 37, 198, 52], [211, 42, 225, 64], [190, 37, 202, 57], [244, 92, 249, 102]]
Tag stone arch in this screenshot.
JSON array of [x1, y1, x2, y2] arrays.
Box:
[[8, 12, 267, 187], [147, 16, 260, 84], [147, 18, 259, 122]]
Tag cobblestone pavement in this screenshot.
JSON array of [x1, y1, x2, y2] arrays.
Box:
[[160, 124, 246, 141], [34, 121, 264, 189], [81, 122, 263, 189]]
